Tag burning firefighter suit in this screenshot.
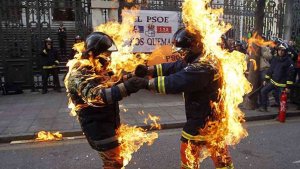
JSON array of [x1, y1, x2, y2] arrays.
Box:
[[135, 28, 234, 169], [65, 32, 147, 169]]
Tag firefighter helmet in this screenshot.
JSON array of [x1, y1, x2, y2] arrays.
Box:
[[234, 40, 243, 47], [277, 43, 287, 51], [172, 28, 195, 49], [44, 37, 53, 48], [85, 32, 117, 56]]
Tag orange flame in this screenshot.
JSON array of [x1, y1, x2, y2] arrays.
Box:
[[35, 131, 62, 141], [182, 0, 252, 166], [117, 124, 158, 168], [143, 113, 162, 130], [247, 32, 276, 55]]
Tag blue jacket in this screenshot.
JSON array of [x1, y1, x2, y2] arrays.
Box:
[[265, 55, 295, 87], [150, 59, 222, 142]]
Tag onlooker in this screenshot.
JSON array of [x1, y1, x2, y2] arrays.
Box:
[[68, 35, 83, 60], [259, 44, 295, 112], [58, 22, 67, 58], [258, 45, 273, 106], [233, 40, 247, 54], [40, 38, 61, 94]]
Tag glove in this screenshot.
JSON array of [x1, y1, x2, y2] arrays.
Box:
[[123, 77, 148, 94], [135, 64, 148, 78]]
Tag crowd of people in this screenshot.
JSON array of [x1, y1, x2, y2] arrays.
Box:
[[221, 35, 300, 111]]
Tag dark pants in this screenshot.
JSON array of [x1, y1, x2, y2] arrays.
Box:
[[42, 68, 61, 92], [258, 70, 268, 106], [296, 68, 300, 83], [59, 40, 66, 57], [261, 83, 283, 108], [98, 146, 123, 169]]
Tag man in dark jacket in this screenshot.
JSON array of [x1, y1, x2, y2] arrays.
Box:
[[58, 23, 67, 57], [40, 37, 61, 94], [259, 43, 295, 112], [134, 28, 234, 169], [65, 32, 147, 169], [68, 35, 83, 60]]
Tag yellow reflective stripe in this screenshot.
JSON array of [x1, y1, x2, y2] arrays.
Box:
[[158, 77, 162, 93], [182, 131, 206, 141], [181, 162, 192, 169], [161, 76, 166, 94], [287, 81, 294, 85], [43, 65, 57, 69], [216, 163, 234, 169], [157, 76, 166, 94], [265, 75, 270, 79], [156, 64, 163, 76], [270, 79, 286, 87]]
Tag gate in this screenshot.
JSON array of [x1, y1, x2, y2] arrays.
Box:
[[0, 0, 91, 89], [292, 0, 300, 41]]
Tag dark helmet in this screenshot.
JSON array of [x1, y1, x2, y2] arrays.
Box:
[[44, 37, 52, 43], [172, 28, 195, 49], [85, 32, 117, 56], [75, 35, 82, 41], [44, 37, 53, 48], [277, 43, 287, 51], [234, 40, 243, 47]]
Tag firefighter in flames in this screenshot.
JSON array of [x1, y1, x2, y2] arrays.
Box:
[[64, 32, 147, 168], [134, 28, 234, 169]]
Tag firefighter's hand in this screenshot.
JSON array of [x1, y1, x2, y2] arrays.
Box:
[[263, 81, 267, 86], [124, 77, 148, 94], [43, 49, 47, 54], [122, 72, 133, 81], [285, 88, 290, 93], [135, 64, 148, 78]]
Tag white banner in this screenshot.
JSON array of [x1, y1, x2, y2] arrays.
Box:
[[123, 10, 179, 53]]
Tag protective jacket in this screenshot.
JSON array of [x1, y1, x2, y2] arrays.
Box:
[[149, 56, 222, 142], [40, 48, 59, 69], [265, 55, 295, 87], [65, 59, 127, 151]]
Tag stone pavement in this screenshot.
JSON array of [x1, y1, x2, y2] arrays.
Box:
[[0, 88, 299, 143]]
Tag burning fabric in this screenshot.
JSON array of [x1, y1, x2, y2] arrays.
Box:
[[64, 7, 159, 169], [35, 131, 62, 141]]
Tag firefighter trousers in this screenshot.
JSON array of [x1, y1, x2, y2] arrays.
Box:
[[180, 141, 234, 169], [98, 146, 123, 169]]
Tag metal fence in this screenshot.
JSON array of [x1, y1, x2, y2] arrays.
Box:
[[0, 0, 91, 89]]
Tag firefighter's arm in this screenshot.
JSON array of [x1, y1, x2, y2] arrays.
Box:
[[69, 69, 147, 105], [286, 61, 295, 88], [135, 60, 187, 78], [148, 67, 215, 94]]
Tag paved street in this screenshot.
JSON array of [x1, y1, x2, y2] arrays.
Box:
[[0, 118, 300, 169], [0, 89, 300, 143]]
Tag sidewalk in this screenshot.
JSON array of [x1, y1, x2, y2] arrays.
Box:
[[0, 89, 299, 143]]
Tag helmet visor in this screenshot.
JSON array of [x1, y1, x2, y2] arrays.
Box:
[[107, 42, 118, 52]]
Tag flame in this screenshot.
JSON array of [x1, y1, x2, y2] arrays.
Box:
[[182, 0, 252, 166], [94, 7, 149, 78], [117, 124, 158, 168], [35, 131, 62, 141], [247, 32, 276, 55], [143, 113, 162, 130]]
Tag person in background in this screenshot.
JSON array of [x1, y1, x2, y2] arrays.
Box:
[[68, 35, 83, 60], [58, 22, 67, 58], [40, 37, 61, 94], [259, 44, 295, 112]]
